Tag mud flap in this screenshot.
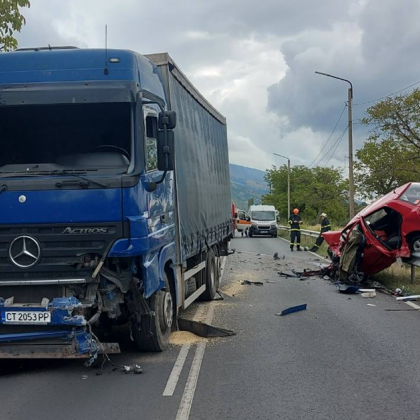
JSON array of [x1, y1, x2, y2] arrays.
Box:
[[178, 318, 235, 338]]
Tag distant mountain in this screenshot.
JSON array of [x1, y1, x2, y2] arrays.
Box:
[[229, 164, 269, 210]]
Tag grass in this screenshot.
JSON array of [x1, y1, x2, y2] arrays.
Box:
[[373, 264, 420, 295]]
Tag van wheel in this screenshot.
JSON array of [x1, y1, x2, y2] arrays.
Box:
[[131, 272, 174, 352], [201, 249, 218, 301]]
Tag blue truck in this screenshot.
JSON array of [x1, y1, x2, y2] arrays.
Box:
[[0, 47, 232, 362]]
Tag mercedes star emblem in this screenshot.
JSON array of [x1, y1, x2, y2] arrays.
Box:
[[9, 236, 41, 268]]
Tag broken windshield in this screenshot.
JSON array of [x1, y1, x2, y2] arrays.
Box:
[[0, 103, 132, 175]]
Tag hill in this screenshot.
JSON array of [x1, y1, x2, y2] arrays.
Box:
[[229, 164, 269, 210]]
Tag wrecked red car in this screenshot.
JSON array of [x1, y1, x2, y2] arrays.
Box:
[[323, 182, 420, 279]]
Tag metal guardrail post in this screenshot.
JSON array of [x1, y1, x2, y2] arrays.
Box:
[[411, 265, 416, 284]]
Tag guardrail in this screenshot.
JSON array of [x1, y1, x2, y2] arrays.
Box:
[[277, 225, 320, 238]]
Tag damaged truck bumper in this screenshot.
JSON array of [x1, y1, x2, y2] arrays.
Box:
[[0, 297, 120, 360]]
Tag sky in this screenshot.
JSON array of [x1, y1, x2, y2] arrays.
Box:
[[15, 0, 420, 172]]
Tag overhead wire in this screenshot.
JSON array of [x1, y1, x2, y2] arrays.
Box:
[[353, 79, 420, 106], [309, 103, 347, 168], [323, 125, 349, 167], [316, 124, 349, 167]]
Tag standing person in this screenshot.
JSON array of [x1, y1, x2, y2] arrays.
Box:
[[288, 208, 302, 251], [309, 213, 331, 252]]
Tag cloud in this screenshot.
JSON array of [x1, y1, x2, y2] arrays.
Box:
[[14, 0, 420, 173]]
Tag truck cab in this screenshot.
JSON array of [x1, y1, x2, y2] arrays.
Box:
[[0, 47, 232, 362]]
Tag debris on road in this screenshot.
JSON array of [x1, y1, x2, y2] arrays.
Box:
[[273, 252, 279, 260], [178, 318, 236, 338], [367, 304, 376, 307], [82, 375, 88, 380], [361, 290, 376, 298], [394, 288, 404, 296], [241, 280, 264, 286], [396, 295, 420, 301], [275, 303, 307, 316], [338, 284, 359, 294], [134, 364, 143, 374]]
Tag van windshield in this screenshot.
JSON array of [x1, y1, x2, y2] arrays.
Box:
[[0, 103, 132, 174], [251, 211, 275, 221]]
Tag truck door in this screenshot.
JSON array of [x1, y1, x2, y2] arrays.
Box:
[[143, 107, 175, 237]]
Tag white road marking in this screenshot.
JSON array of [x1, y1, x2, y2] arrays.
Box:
[[163, 257, 226, 399], [163, 344, 191, 397], [405, 301, 420, 310], [175, 305, 215, 420], [278, 236, 330, 262]]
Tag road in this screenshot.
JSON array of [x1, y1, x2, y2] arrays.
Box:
[[2, 235, 420, 419]]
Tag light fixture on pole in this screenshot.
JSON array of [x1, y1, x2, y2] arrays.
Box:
[[315, 71, 355, 219], [273, 153, 290, 221]]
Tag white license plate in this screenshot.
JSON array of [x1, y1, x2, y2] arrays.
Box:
[[261, 231, 268, 233], [2, 311, 51, 324]]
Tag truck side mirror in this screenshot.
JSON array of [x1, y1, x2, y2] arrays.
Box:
[[158, 110, 177, 130], [157, 130, 175, 171]]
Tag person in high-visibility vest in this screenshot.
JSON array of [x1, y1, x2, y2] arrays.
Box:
[[309, 212, 331, 252], [288, 208, 302, 251]]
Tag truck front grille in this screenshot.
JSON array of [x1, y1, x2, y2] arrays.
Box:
[[0, 222, 126, 284]]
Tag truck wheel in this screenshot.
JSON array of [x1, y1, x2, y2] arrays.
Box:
[[200, 249, 218, 301], [273, 231, 278, 238], [132, 272, 174, 352], [249, 232, 253, 238]]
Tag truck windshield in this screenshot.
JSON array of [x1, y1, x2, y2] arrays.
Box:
[[0, 103, 132, 174], [251, 211, 275, 221]]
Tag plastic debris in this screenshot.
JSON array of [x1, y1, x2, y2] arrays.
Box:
[[123, 365, 132, 374], [241, 280, 264, 286], [178, 318, 236, 337], [361, 291, 376, 298], [134, 364, 143, 374], [275, 303, 307, 316], [396, 295, 420, 301], [273, 252, 279, 260], [338, 284, 359, 294], [367, 304, 376, 307], [394, 288, 403, 296], [82, 375, 88, 380]]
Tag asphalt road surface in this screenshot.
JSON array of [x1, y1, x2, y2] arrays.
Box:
[[2, 235, 420, 420]]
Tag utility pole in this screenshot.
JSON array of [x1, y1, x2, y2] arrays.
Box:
[[315, 71, 355, 218], [348, 86, 354, 218], [273, 153, 290, 221]]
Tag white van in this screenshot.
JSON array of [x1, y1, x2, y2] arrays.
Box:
[[248, 205, 279, 237]]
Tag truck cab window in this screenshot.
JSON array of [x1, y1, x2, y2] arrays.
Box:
[[145, 115, 158, 172]]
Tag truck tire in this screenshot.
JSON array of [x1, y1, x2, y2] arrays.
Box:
[[132, 271, 174, 352], [200, 249, 218, 301], [249, 231, 253, 238]]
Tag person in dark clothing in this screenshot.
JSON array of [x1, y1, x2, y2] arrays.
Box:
[[309, 213, 331, 252], [289, 208, 302, 251]]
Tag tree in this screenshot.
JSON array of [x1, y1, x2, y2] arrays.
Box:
[[263, 165, 349, 226], [355, 138, 413, 199], [247, 198, 255, 207], [0, 1, 31, 52], [356, 89, 420, 198]]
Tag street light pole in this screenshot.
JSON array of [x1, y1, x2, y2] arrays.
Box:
[[315, 71, 355, 218], [273, 153, 290, 221]]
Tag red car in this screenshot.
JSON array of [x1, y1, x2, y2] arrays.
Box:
[[323, 182, 420, 276]]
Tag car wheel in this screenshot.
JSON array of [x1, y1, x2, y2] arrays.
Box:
[[410, 235, 420, 253], [249, 232, 253, 238]]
